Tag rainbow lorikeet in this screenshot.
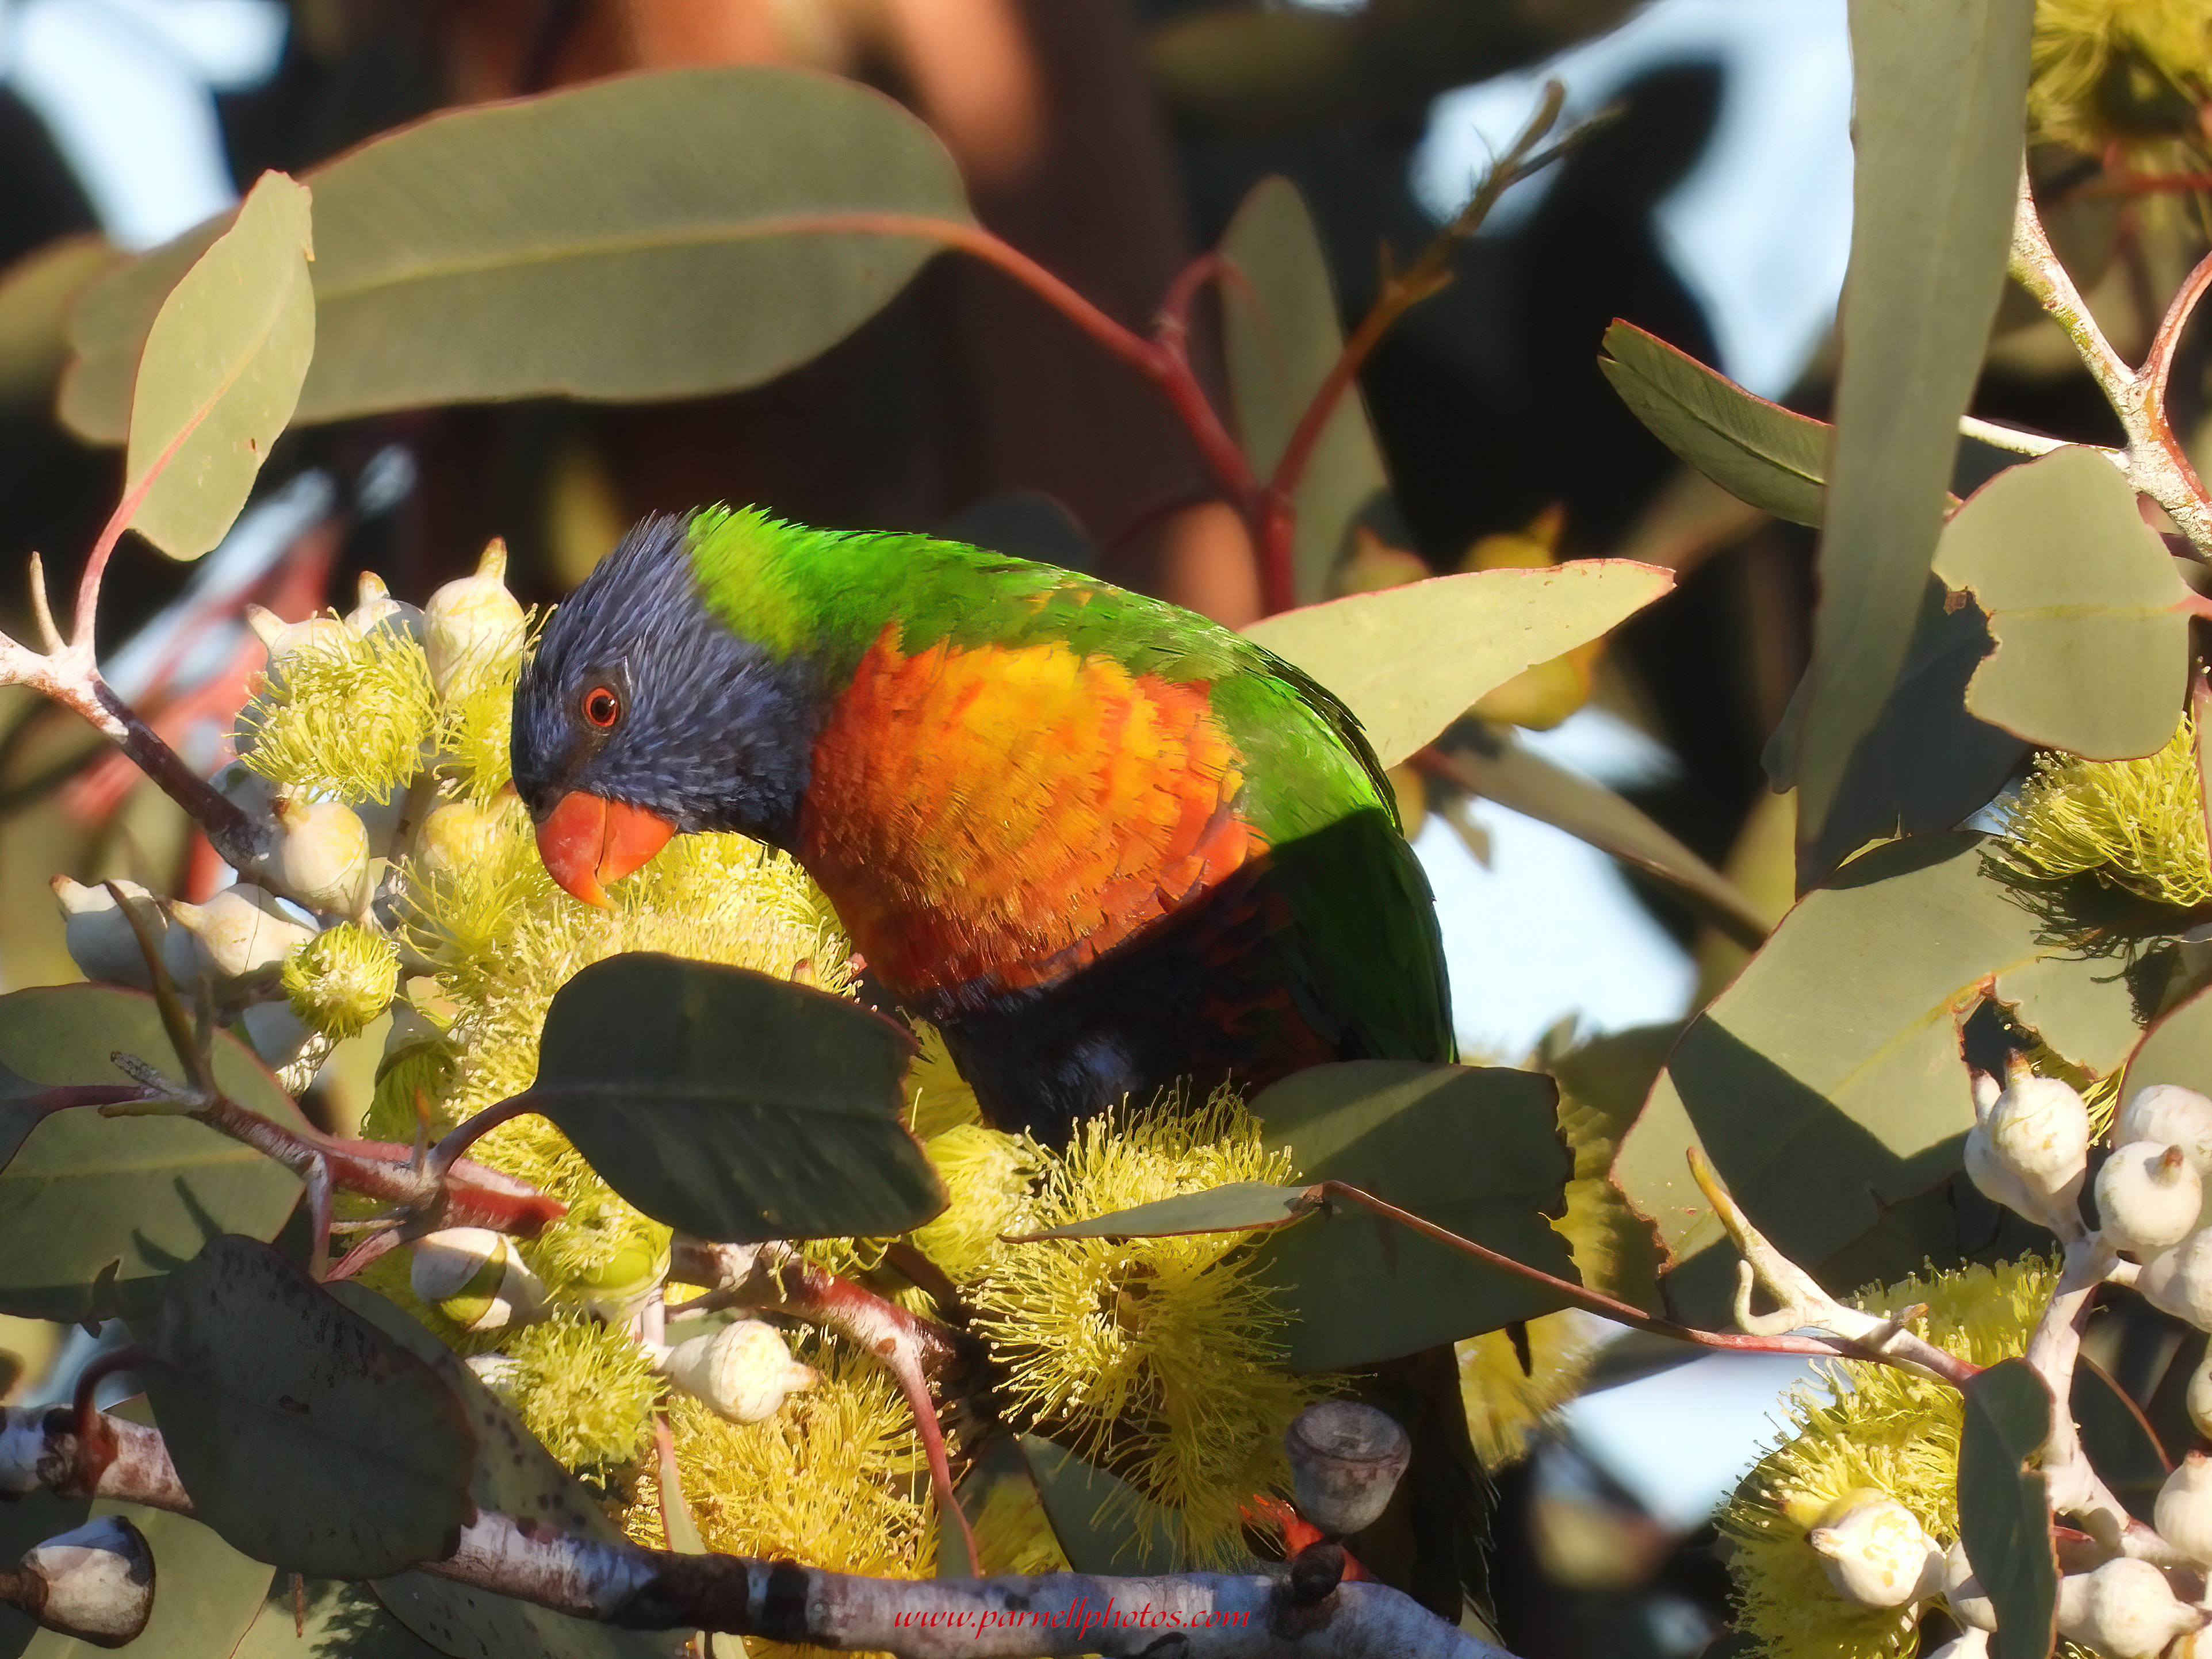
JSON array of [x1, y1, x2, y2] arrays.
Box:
[[510, 505, 1453, 1143]]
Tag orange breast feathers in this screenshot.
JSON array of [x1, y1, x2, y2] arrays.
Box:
[[795, 627, 1261, 1004]]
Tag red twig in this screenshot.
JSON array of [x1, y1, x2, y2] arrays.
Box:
[[2146, 247, 2212, 413]]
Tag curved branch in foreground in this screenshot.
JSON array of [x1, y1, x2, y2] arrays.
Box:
[[0, 1407, 1505, 1659]]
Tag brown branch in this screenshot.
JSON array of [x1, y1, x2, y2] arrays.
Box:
[[0, 1408, 1502, 1658]]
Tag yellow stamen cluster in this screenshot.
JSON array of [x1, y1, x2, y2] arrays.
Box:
[[2001, 715, 2212, 908], [967, 1090, 1319, 1564], [2029, 0, 2212, 159], [497, 1314, 664, 1473], [1723, 1258, 2058, 1659], [236, 618, 439, 804]]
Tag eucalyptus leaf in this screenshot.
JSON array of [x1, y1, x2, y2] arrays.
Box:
[[63, 67, 972, 440], [331, 1285, 682, 1659], [2122, 980, 2212, 1098], [0, 985, 306, 1322], [231, 1580, 453, 1659], [1017, 1436, 1181, 1576], [526, 953, 940, 1243], [1597, 321, 1828, 527], [1613, 833, 2119, 1321], [1220, 175, 1392, 603], [123, 171, 313, 561], [135, 1236, 475, 1580], [2073, 1359, 2168, 1524], [1787, 0, 2036, 870], [1242, 562, 1674, 770], [0, 235, 114, 406], [1931, 446, 2191, 760], [1957, 1359, 2058, 1659], [1252, 1061, 1575, 1371], [1011, 1182, 1315, 1241]]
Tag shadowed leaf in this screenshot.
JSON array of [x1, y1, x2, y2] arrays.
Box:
[[2073, 1359, 2169, 1524], [1598, 321, 1828, 527], [0, 235, 115, 406], [1011, 1182, 1317, 1240], [1786, 0, 2035, 872], [123, 171, 313, 561], [1017, 1435, 1180, 1576], [1252, 1061, 1576, 1370], [134, 1236, 476, 1579], [1220, 175, 1392, 603], [1958, 1359, 2058, 1659], [1614, 834, 2131, 1323], [0, 984, 306, 1322], [231, 1578, 450, 1659], [1243, 562, 1674, 769], [64, 67, 971, 440], [526, 953, 941, 1243], [1931, 446, 2191, 760], [332, 1285, 679, 1659]]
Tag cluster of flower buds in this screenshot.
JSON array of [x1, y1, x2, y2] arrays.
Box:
[[652, 1319, 821, 1425], [2056, 1557, 2206, 1658], [50, 548, 533, 1098], [2107, 1086, 2212, 1332]]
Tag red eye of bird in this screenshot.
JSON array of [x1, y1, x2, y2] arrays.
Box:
[[582, 686, 621, 729]]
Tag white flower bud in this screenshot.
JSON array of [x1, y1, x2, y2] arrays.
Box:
[[424, 540, 525, 698], [1923, 1631, 1989, 1659], [51, 876, 165, 988], [2100, 1141, 2205, 1257], [267, 796, 371, 915], [2140, 1231, 2212, 1331], [411, 1228, 547, 1334], [1805, 1498, 1943, 1608], [2158, 1451, 2212, 1567], [13, 1515, 152, 1646], [1941, 1539, 1996, 1631], [2119, 1086, 2212, 1176], [163, 885, 315, 983], [247, 604, 353, 672], [415, 798, 508, 879], [2056, 1557, 2201, 1659], [1968, 1066, 2088, 1234], [345, 572, 423, 639], [658, 1320, 819, 1424], [2189, 1348, 2212, 1443], [239, 1000, 313, 1070]]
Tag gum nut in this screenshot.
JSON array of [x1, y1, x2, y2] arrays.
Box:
[[661, 1320, 820, 1424], [424, 541, 525, 694], [1942, 1539, 1996, 1631], [52, 876, 163, 988], [1987, 1071, 2091, 1193], [2190, 1348, 2212, 1441], [1965, 1124, 2040, 1221], [18, 1515, 153, 1646], [2058, 1557, 2200, 1659], [2100, 1141, 2205, 1256], [270, 798, 371, 914], [411, 1228, 545, 1333], [240, 1001, 312, 1069], [2139, 1231, 2212, 1331], [164, 886, 315, 982], [1283, 1401, 1413, 1538], [247, 604, 353, 667], [2159, 1452, 2212, 1567], [2121, 1086, 2212, 1176], [1805, 1499, 1943, 1609], [346, 572, 423, 639], [416, 799, 507, 879]]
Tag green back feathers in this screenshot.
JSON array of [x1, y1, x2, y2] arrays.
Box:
[[682, 505, 1396, 833]]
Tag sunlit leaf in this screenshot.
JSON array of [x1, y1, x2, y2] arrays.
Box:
[[1242, 562, 1674, 769], [63, 67, 971, 440], [1010, 1181, 1314, 1240], [526, 953, 941, 1243], [1931, 446, 2191, 760], [1786, 0, 2035, 872], [134, 1236, 476, 1579], [123, 171, 313, 561], [1220, 175, 1392, 603]]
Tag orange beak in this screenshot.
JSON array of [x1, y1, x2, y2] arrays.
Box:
[[534, 791, 675, 908]]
